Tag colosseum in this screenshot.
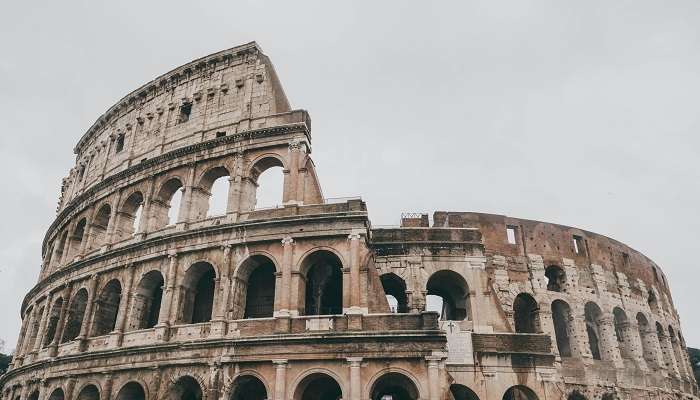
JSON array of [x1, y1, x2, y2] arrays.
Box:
[[0, 42, 696, 400]]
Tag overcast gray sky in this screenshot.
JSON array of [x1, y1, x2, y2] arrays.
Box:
[[1, 1, 699, 350]]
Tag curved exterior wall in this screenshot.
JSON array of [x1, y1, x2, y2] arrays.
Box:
[[0, 43, 696, 400]]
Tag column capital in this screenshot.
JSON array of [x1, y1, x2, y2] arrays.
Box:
[[281, 237, 294, 246], [346, 357, 363, 367], [272, 359, 288, 367], [167, 250, 178, 258]]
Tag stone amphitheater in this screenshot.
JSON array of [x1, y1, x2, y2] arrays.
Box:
[[0, 42, 696, 400]]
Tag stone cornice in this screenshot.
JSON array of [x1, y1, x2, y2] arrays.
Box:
[[44, 120, 310, 254], [73, 41, 261, 155]]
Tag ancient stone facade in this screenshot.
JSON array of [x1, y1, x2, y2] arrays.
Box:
[[0, 42, 696, 400]]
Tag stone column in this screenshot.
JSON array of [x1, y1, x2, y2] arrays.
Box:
[[273, 360, 288, 400], [215, 245, 233, 320], [113, 264, 135, 346], [657, 328, 679, 377], [347, 232, 362, 313], [179, 164, 197, 224], [571, 304, 592, 361], [426, 356, 441, 400], [64, 378, 76, 400], [103, 191, 122, 249], [49, 284, 73, 357], [156, 253, 178, 341], [11, 309, 31, 366], [17, 306, 38, 362], [626, 321, 648, 369], [598, 316, 623, 367], [276, 237, 294, 316], [283, 139, 302, 205], [347, 357, 362, 400], [78, 274, 100, 351], [102, 374, 114, 400]]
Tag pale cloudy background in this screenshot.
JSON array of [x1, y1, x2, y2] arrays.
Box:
[[1, 1, 699, 351]]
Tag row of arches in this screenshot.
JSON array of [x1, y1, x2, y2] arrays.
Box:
[[21, 250, 349, 355], [32, 371, 426, 400], [45, 158, 287, 272]]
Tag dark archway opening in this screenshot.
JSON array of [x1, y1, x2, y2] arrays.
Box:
[[584, 302, 603, 360], [513, 293, 539, 333], [76, 385, 100, 400], [380, 273, 409, 313], [91, 279, 122, 337], [62, 288, 88, 342], [301, 251, 343, 316], [449, 384, 480, 400], [168, 376, 202, 400], [181, 262, 216, 324], [230, 375, 267, 400], [503, 386, 538, 400], [551, 300, 573, 357], [131, 270, 164, 330], [115, 382, 145, 400], [426, 270, 469, 321], [370, 372, 419, 400], [43, 297, 64, 347], [545, 265, 565, 292], [48, 389, 65, 400], [295, 373, 342, 400], [244, 259, 276, 318]]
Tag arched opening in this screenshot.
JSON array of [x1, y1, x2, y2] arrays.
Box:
[[181, 262, 216, 324], [647, 290, 659, 314], [370, 372, 419, 400], [48, 389, 65, 400], [152, 178, 184, 228], [613, 307, 631, 359], [668, 325, 685, 375], [545, 265, 565, 292], [91, 205, 111, 249], [425, 270, 469, 321], [513, 293, 540, 333], [236, 256, 276, 319], [449, 384, 480, 400], [230, 375, 267, 400], [130, 270, 164, 330], [294, 373, 342, 400], [115, 382, 145, 400], [61, 288, 88, 342], [76, 385, 100, 400], [115, 192, 144, 241], [194, 166, 230, 219], [301, 250, 343, 316], [656, 322, 674, 369], [167, 376, 202, 400], [601, 394, 616, 400], [91, 279, 122, 336], [27, 305, 44, 350], [584, 302, 604, 360], [247, 156, 285, 211], [68, 218, 87, 259], [53, 231, 68, 267], [636, 313, 656, 365], [27, 391, 39, 400], [502, 386, 538, 400], [43, 297, 64, 347], [551, 299, 573, 357], [380, 273, 408, 313], [567, 391, 587, 400]]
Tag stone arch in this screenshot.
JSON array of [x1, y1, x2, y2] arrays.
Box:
[[91, 278, 122, 336], [380, 273, 408, 313], [75, 384, 100, 400], [180, 262, 217, 324], [68, 218, 88, 259], [194, 165, 231, 218], [647, 289, 659, 314], [545, 265, 566, 292], [600, 393, 616, 400], [91, 203, 112, 249], [26, 304, 44, 350], [43, 296, 64, 347], [426, 270, 470, 321], [502, 385, 539, 400], [292, 370, 344, 400], [27, 390, 39, 400], [584, 301, 605, 360], [368, 371, 421, 400], [229, 373, 269, 400], [635, 312, 656, 365], [61, 287, 89, 342], [166, 375, 204, 400], [115, 191, 144, 241], [242, 154, 287, 211], [449, 384, 480, 400], [152, 177, 185, 228], [233, 255, 277, 319], [513, 293, 540, 333], [53, 230, 69, 267], [299, 249, 344, 315], [114, 381, 146, 400], [551, 299, 573, 357], [47, 388, 65, 400], [613, 307, 632, 359], [129, 269, 165, 330]]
